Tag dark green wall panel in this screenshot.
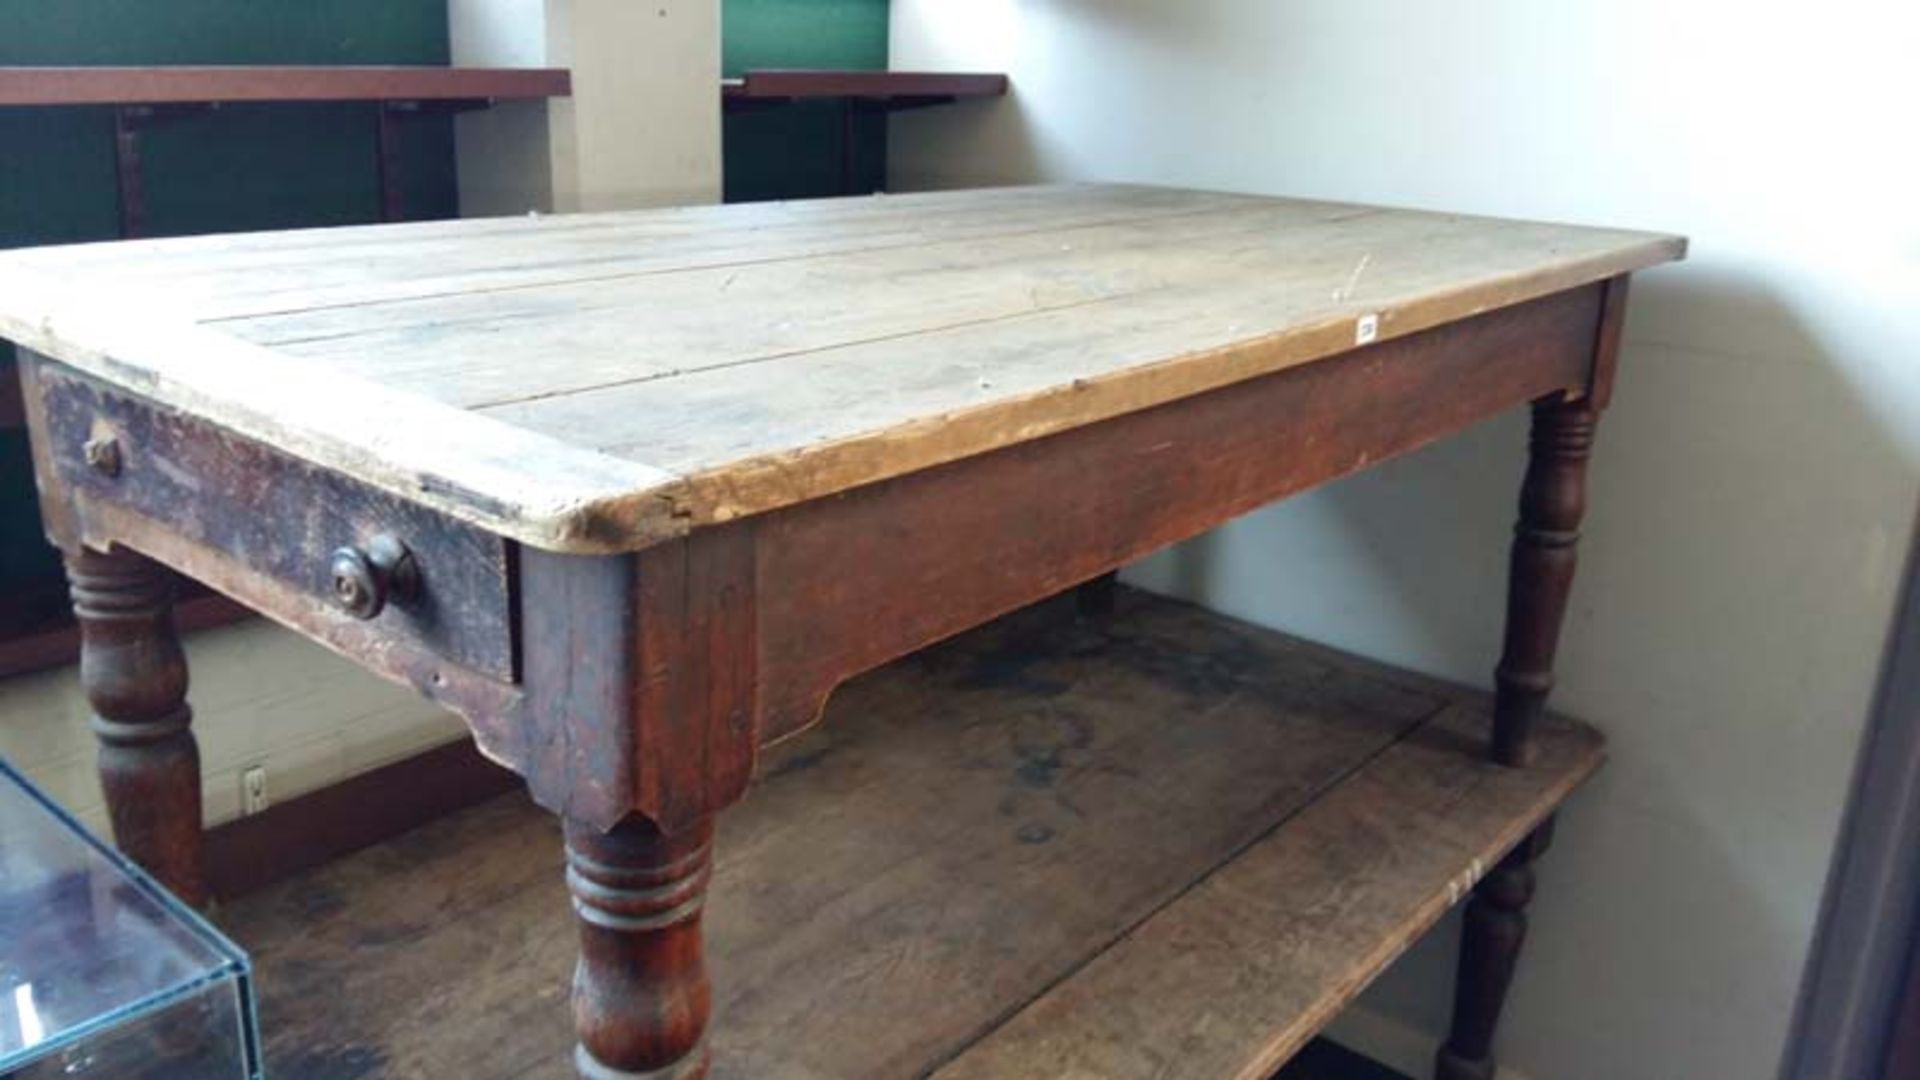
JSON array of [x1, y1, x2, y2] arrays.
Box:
[[722, 0, 890, 203], [0, 1, 449, 65], [722, 0, 888, 77]]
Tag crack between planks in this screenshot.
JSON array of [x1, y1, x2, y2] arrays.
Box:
[[466, 286, 1172, 415], [458, 208, 1418, 416], [205, 205, 1383, 333]]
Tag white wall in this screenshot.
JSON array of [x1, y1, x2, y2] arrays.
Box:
[[891, 3, 1920, 1078], [451, 0, 723, 214]]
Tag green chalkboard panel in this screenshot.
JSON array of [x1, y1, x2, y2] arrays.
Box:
[[722, 0, 889, 76], [721, 0, 890, 203]]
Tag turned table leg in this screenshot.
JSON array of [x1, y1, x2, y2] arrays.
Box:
[[567, 816, 716, 1080], [1491, 396, 1595, 767], [66, 546, 209, 908], [1437, 825, 1554, 1080], [1437, 394, 1595, 1080]]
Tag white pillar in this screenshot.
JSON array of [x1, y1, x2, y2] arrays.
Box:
[[450, 0, 721, 215]]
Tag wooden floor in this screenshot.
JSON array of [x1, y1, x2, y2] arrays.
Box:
[[218, 590, 1600, 1080]]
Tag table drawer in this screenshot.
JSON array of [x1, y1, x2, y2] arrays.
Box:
[[28, 358, 516, 682]]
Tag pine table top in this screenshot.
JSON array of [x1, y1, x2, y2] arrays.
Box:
[[0, 184, 1683, 552]]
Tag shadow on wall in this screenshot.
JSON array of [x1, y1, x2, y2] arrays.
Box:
[[886, 90, 1044, 191], [1128, 267, 1915, 1077]]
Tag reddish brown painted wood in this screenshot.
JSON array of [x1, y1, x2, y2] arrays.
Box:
[[1441, 382, 1603, 1078], [567, 815, 716, 1080], [751, 285, 1605, 743], [1492, 396, 1597, 766], [497, 541, 755, 1078], [205, 738, 517, 900], [722, 70, 1007, 102], [508, 541, 757, 835], [66, 545, 209, 908], [0, 65, 571, 106], [629, 533, 759, 834], [1586, 274, 1632, 409], [1437, 823, 1556, 1080]]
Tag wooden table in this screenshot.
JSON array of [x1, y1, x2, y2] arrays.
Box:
[[0, 184, 1683, 1079]]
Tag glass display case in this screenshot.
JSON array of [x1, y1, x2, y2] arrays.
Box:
[[0, 758, 261, 1079]]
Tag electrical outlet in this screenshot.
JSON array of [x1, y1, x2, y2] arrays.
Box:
[[241, 765, 270, 816]]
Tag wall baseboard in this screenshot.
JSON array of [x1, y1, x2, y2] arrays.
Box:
[[204, 738, 518, 899]]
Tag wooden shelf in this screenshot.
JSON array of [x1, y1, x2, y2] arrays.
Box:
[[222, 588, 1602, 1080], [0, 65, 570, 107], [722, 68, 1007, 109], [0, 65, 571, 237]]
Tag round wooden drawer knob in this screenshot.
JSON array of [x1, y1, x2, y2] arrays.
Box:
[[329, 534, 418, 620]]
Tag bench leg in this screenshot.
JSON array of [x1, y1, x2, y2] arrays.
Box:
[[567, 815, 716, 1080], [1437, 824, 1554, 1080], [1437, 394, 1596, 1078], [68, 546, 209, 908]]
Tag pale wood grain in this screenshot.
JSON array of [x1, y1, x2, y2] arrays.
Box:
[[216, 591, 1602, 1080], [0, 185, 1684, 551], [10, 185, 1250, 318], [0, 271, 683, 549], [237, 200, 1379, 406], [488, 212, 1663, 525]]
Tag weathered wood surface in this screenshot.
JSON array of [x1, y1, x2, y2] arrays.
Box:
[[219, 590, 1602, 1080], [938, 721, 1595, 1080], [0, 184, 1684, 552]]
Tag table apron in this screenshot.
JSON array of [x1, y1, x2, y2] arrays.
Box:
[[748, 282, 1609, 742], [20, 356, 519, 694]]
